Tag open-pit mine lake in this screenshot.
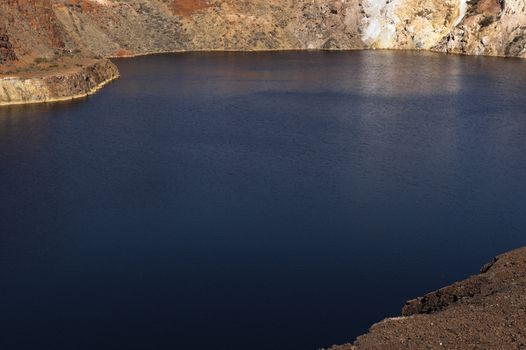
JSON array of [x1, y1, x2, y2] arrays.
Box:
[[1, 51, 526, 349]]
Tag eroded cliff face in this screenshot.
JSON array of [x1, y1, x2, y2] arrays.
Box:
[[1, 0, 524, 62], [360, 0, 462, 49], [44, 0, 364, 54], [0, 0, 525, 105], [437, 0, 526, 57]]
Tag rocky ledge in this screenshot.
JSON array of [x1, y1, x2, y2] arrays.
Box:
[[0, 59, 119, 106], [330, 247, 526, 349]]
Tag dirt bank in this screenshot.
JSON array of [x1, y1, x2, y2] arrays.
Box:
[[329, 247, 526, 349]]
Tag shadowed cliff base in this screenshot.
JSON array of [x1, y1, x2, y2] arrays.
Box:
[[328, 247, 526, 350]]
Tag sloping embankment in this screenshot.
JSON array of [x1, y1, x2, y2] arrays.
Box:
[[330, 247, 526, 349], [0, 59, 119, 106]]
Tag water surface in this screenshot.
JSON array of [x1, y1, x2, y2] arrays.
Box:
[[1, 51, 526, 349]]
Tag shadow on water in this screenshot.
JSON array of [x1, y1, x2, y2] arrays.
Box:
[[1, 51, 526, 349]]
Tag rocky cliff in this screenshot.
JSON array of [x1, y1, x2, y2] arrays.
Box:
[[0, 0, 524, 104], [2, 0, 525, 62], [439, 0, 526, 57], [0, 58, 118, 105]]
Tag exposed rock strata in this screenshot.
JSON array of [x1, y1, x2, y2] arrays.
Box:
[[0, 58, 118, 105], [329, 247, 526, 349]]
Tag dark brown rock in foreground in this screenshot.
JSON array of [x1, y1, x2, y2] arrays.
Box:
[[330, 247, 526, 350]]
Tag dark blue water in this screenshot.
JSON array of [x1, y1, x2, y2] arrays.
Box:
[[1, 51, 526, 349]]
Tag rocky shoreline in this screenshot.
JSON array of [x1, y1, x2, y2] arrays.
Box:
[[1, 44, 524, 107], [329, 247, 526, 349], [0, 59, 119, 106], [0, 0, 525, 106]]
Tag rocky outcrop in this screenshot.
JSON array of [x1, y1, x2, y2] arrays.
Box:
[[355, 0, 524, 58], [434, 0, 526, 57], [0, 59, 118, 105], [329, 247, 526, 349], [0, 33, 17, 63], [359, 0, 462, 49]]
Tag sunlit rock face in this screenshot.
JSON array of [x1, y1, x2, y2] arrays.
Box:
[[360, 0, 463, 49], [0, 59, 118, 105], [436, 0, 526, 58], [289, 0, 364, 50]]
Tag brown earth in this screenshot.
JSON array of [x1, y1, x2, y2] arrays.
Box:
[[328, 247, 526, 350], [167, 0, 213, 16], [0, 0, 521, 69]]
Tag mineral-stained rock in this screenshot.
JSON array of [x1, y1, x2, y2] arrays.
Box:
[[1, 0, 525, 63], [0, 59, 119, 105]]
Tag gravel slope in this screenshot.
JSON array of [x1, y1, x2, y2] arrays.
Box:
[[330, 247, 526, 350]]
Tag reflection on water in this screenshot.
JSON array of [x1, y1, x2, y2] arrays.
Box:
[[353, 51, 467, 96], [1, 51, 526, 350], [0, 101, 84, 159]]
